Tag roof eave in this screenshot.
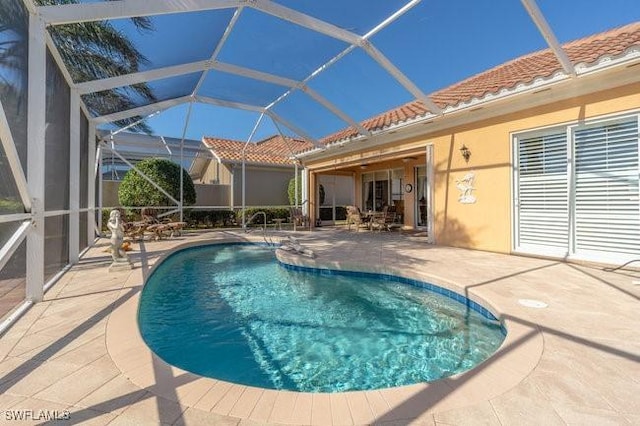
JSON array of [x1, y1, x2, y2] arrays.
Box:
[[299, 47, 640, 163]]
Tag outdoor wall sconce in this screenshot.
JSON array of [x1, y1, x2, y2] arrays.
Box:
[[460, 144, 471, 163], [360, 164, 368, 170]]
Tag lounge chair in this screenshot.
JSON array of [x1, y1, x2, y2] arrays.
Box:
[[141, 208, 187, 239]]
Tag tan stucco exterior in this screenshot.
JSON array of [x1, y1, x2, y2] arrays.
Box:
[[304, 81, 640, 254], [196, 160, 233, 185]]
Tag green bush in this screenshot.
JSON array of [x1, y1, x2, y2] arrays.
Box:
[[287, 176, 302, 205], [100, 208, 140, 232], [118, 158, 196, 207], [0, 198, 24, 214], [237, 207, 290, 225], [183, 210, 236, 228]]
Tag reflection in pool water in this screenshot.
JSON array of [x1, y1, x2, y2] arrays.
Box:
[[139, 244, 505, 392]]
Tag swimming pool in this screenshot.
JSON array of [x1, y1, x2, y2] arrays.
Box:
[[138, 243, 505, 393]]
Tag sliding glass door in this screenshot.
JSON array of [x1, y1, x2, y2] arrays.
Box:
[[362, 169, 403, 213]]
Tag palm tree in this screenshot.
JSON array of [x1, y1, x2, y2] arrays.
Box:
[[1, 0, 157, 133]]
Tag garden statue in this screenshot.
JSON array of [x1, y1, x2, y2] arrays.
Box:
[[107, 209, 132, 271]]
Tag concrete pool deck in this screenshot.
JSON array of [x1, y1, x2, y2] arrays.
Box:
[[0, 229, 638, 425]]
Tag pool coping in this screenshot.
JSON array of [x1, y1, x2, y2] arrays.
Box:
[[105, 236, 543, 424]]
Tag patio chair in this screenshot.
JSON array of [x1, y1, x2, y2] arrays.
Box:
[[346, 205, 366, 231], [371, 205, 399, 232], [289, 207, 310, 230]]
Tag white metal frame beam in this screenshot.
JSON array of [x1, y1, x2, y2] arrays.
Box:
[[177, 102, 195, 222], [251, 0, 359, 45], [194, 95, 265, 113], [101, 144, 180, 205], [92, 95, 192, 124], [39, 0, 239, 25], [250, 0, 442, 115], [241, 113, 265, 228], [69, 90, 80, 263], [520, 0, 575, 76], [45, 30, 93, 120], [78, 56, 370, 136], [0, 99, 32, 212], [76, 60, 211, 95], [26, 13, 47, 302], [360, 42, 442, 114], [46, 0, 442, 129], [87, 122, 97, 245], [266, 110, 321, 149], [0, 221, 32, 273], [191, 6, 243, 96]]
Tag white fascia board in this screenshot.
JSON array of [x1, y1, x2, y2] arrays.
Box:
[[76, 60, 210, 95], [520, 0, 575, 76], [93, 96, 192, 124], [194, 95, 266, 113], [250, 0, 360, 45], [362, 42, 442, 115], [40, 0, 240, 25]]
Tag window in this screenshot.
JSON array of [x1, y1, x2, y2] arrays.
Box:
[[514, 115, 640, 262]]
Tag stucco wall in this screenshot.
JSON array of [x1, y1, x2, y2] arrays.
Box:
[[101, 181, 230, 208], [232, 166, 294, 207], [102, 180, 120, 208], [199, 161, 233, 185], [305, 82, 640, 254], [193, 184, 230, 207]]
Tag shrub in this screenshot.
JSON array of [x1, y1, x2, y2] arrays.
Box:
[[183, 210, 236, 228], [118, 158, 196, 207], [236, 207, 290, 225], [287, 176, 302, 205]]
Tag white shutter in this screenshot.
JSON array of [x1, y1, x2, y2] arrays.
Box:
[[516, 132, 569, 254], [574, 119, 640, 258]]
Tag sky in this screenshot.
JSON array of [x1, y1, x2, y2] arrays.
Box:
[[98, 0, 640, 143]]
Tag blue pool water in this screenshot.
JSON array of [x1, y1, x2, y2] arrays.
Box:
[[138, 244, 505, 392]]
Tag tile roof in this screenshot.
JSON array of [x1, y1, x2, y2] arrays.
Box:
[[321, 21, 640, 145], [202, 134, 314, 165]]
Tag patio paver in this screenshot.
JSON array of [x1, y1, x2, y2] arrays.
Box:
[[0, 228, 637, 425]]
